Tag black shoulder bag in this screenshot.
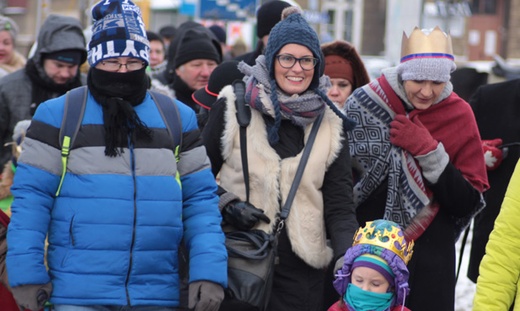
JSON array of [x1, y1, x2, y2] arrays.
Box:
[[220, 80, 324, 311]]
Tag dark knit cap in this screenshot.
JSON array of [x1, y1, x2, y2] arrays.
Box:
[[44, 49, 85, 65], [256, 0, 292, 38], [192, 60, 245, 109], [264, 6, 324, 90], [159, 25, 177, 39], [174, 28, 221, 68], [209, 25, 226, 44], [88, 0, 150, 67]]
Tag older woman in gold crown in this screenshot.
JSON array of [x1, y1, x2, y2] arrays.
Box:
[[344, 26, 489, 311]]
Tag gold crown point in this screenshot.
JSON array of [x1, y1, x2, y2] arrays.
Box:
[[352, 220, 414, 264], [400, 26, 453, 61]]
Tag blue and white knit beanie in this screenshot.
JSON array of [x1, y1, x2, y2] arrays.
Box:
[[88, 0, 150, 67], [264, 6, 323, 90], [397, 27, 456, 82]]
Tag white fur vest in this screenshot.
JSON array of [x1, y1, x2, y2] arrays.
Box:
[[218, 85, 344, 269]]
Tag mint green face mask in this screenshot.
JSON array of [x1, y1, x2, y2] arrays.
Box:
[[345, 283, 394, 311]]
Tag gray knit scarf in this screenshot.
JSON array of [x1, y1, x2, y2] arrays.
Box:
[[239, 55, 325, 128]]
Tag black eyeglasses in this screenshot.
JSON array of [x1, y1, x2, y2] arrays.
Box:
[[275, 54, 318, 71], [100, 60, 146, 71]]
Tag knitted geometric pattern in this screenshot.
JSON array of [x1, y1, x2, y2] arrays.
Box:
[[88, 0, 150, 67]]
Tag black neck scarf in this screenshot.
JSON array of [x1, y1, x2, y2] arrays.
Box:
[[25, 58, 83, 116], [87, 67, 152, 157]]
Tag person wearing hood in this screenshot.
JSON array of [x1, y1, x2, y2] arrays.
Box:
[[0, 14, 87, 166], [345, 26, 488, 311], [5, 1, 227, 310]]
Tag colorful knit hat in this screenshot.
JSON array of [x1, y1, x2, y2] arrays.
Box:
[[397, 26, 456, 82], [264, 6, 323, 90], [334, 220, 414, 307], [352, 254, 395, 286], [88, 0, 150, 67]]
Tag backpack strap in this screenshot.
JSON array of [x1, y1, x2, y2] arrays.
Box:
[[56, 86, 88, 197], [149, 91, 183, 186], [149, 91, 182, 156]]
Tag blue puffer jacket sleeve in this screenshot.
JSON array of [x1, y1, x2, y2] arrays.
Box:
[[175, 100, 227, 287]]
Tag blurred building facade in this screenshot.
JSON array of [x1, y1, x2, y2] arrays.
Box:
[[0, 0, 519, 62]]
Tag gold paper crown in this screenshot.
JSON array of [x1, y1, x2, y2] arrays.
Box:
[[352, 220, 414, 264], [400, 26, 453, 61]]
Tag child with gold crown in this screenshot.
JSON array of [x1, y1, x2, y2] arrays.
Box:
[[329, 219, 414, 311]]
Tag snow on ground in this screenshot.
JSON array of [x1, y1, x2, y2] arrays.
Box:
[[455, 222, 477, 311]]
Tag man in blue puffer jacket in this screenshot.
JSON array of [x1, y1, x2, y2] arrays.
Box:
[[5, 1, 227, 311]]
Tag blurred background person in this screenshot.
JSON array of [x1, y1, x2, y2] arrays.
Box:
[[467, 76, 520, 293], [321, 40, 370, 112], [159, 24, 176, 56], [0, 16, 26, 79], [146, 30, 167, 78], [320, 39, 370, 309], [230, 38, 248, 59], [155, 21, 221, 113], [209, 24, 232, 61], [235, 0, 291, 66], [192, 60, 244, 130], [0, 14, 87, 167]]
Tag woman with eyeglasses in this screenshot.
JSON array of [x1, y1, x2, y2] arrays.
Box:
[[202, 6, 358, 311]]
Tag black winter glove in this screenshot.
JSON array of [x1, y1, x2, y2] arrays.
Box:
[[222, 200, 270, 231]]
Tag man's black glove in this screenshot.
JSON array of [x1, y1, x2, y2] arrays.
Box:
[[222, 200, 270, 231]]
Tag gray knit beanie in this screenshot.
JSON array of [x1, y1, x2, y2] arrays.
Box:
[[264, 6, 323, 90], [0, 15, 18, 41], [397, 27, 456, 82]]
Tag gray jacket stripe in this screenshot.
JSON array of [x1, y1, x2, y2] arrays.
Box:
[[18, 137, 62, 176], [178, 145, 211, 176], [68, 147, 177, 176]]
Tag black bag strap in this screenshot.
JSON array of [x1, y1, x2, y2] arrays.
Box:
[[226, 230, 274, 260], [233, 80, 251, 202], [232, 79, 324, 232], [278, 112, 324, 224], [56, 86, 88, 196]]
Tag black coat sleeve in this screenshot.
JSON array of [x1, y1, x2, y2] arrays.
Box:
[[322, 137, 358, 260], [428, 161, 482, 218], [201, 98, 226, 178]]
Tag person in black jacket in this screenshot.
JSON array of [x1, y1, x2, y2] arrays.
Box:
[[345, 26, 489, 311], [467, 79, 520, 289], [202, 7, 358, 310]]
